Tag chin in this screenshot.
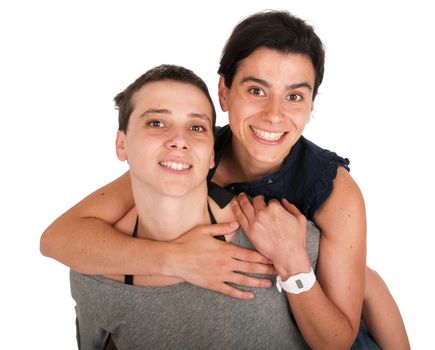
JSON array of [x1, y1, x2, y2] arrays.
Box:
[[249, 149, 287, 165], [159, 179, 205, 198]]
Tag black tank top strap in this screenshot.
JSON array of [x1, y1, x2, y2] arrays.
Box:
[[207, 202, 217, 224], [207, 201, 225, 242], [124, 217, 139, 285], [208, 182, 235, 242], [207, 181, 234, 208]]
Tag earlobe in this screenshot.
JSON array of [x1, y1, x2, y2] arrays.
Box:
[[308, 98, 317, 123], [209, 151, 215, 170], [115, 130, 127, 161], [218, 75, 229, 112]]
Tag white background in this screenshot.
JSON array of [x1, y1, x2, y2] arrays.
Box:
[[1, 0, 433, 348]]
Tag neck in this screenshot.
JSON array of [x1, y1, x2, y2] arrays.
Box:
[[214, 138, 282, 185], [131, 179, 210, 241]]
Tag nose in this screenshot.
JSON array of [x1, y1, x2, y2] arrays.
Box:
[[165, 128, 189, 150], [264, 95, 285, 124]]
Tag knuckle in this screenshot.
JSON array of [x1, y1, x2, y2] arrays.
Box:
[[269, 199, 280, 207], [253, 195, 264, 203], [257, 210, 268, 220], [299, 215, 307, 225], [240, 195, 250, 205]]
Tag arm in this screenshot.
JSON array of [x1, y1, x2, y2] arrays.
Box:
[[233, 167, 366, 349], [40, 172, 274, 299]]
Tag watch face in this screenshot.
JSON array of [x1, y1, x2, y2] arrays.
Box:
[[295, 279, 304, 289], [277, 268, 316, 294]]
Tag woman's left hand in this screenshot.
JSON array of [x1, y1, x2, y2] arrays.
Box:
[[231, 193, 311, 277]]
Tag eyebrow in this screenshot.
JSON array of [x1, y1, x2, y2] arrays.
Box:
[[139, 109, 211, 123], [139, 108, 170, 118], [240, 76, 313, 91]]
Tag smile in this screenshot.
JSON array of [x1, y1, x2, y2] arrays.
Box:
[[159, 161, 192, 171], [250, 126, 285, 142]]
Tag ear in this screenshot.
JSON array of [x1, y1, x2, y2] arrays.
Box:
[[209, 150, 215, 170], [308, 94, 319, 123], [218, 75, 229, 112], [115, 130, 128, 161]]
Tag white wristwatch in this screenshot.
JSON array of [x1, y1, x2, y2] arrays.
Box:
[[276, 268, 316, 294]]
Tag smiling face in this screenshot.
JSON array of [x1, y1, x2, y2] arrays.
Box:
[[219, 48, 315, 171], [116, 80, 215, 197]]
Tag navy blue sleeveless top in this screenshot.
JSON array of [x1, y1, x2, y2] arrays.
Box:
[[207, 125, 350, 222]]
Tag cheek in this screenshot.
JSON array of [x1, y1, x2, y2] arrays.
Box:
[[228, 104, 249, 131], [297, 113, 311, 127], [197, 143, 215, 168], [128, 139, 154, 165], [288, 105, 312, 128]]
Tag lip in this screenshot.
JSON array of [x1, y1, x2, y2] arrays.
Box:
[[249, 126, 287, 145], [158, 158, 193, 173]]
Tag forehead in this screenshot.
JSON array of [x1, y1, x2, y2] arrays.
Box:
[[130, 80, 213, 118], [236, 48, 315, 85]]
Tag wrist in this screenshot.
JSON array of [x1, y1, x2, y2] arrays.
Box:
[[276, 267, 316, 294], [155, 240, 179, 277], [274, 253, 312, 281]]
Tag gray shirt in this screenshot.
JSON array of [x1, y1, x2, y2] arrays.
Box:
[[70, 222, 320, 350]]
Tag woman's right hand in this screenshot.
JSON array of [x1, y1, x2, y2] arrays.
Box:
[[171, 222, 274, 299]]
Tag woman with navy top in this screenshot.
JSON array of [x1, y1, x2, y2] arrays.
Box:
[[41, 10, 409, 349]]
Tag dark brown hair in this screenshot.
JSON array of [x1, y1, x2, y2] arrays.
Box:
[[218, 10, 325, 99]]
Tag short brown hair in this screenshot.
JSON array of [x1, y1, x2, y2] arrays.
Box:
[[115, 64, 216, 133]]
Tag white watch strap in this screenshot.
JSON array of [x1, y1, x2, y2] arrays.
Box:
[[276, 267, 316, 294]]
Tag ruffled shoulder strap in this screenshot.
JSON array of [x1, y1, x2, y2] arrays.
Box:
[[299, 137, 350, 221]]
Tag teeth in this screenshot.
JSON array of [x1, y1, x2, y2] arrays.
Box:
[[159, 161, 191, 171], [251, 127, 284, 141]]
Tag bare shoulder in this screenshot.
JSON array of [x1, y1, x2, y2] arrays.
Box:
[[67, 171, 134, 225], [315, 166, 366, 239]]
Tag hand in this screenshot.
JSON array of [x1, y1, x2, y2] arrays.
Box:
[[171, 222, 274, 299], [232, 194, 310, 278]]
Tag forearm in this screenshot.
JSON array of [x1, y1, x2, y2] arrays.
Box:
[[273, 250, 361, 349], [40, 171, 155, 274], [286, 283, 360, 349], [289, 167, 366, 348], [40, 216, 174, 275]]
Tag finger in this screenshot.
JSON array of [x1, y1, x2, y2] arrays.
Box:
[[237, 193, 256, 222], [234, 260, 275, 276], [230, 245, 272, 265], [230, 199, 250, 231], [252, 195, 267, 212], [281, 199, 303, 218], [198, 222, 239, 236], [226, 273, 272, 289], [214, 283, 254, 300]]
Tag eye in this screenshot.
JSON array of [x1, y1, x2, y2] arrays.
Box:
[[287, 93, 303, 102], [147, 120, 165, 128], [191, 125, 206, 132], [248, 87, 265, 96]]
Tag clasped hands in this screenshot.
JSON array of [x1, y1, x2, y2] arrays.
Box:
[[172, 193, 309, 299], [231, 193, 310, 279]]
